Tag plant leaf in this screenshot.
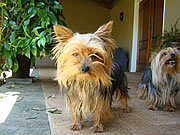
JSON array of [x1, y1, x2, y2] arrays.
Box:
[[47, 10, 57, 24], [38, 37, 46, 47], [0, 2, 6, 7], [4, 41, 10, 51], [48, 109, 62, 114], [32, 37, 40, 43], [17, 39, 25, 47], [13, 59, 19, 72], [34, 29, 40, 36], [31, 57, 36, 65], [26, 117, 37, 120], [25, 32, 32, 39], [24, 19, 30, 26], [37, 9, 47, 19], [12, 25, 20, 30], [24, 46, 31, 58], [31, 43, 37, 57], [10, 32, 17, 42], [36, 2, 45, 7], [17, 0, 22, 8], [9, 21, 16, 26], [3, 50, 11, 58], [6, 84, 21, 89], [32, 27, 42, 36], [6, 57, 13, 69], [41, 17, 50, 28], [53, 5, 63, 10]]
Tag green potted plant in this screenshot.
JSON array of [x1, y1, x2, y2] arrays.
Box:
[[0, 0, 66, 78], [151, 18, 180, 52]]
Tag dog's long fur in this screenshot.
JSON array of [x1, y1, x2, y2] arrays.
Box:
[[53, 21, 129, 132], [138, 47, 180, 111]]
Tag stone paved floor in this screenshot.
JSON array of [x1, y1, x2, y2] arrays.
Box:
[[0, 68, 179, 135], [39, 67, 180, 135], [0, 69, 51, 135]]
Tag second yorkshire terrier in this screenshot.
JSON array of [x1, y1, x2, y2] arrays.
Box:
[[138, 47, 180, 112], [53, 21, 129, 132]]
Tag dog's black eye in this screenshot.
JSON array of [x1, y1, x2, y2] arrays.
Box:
[[90, 53, 103, 61], [90, 53, 99, 60], [162, 53, 167, 56], [72, 53, 79, 57], [91, 55, 98, 60]]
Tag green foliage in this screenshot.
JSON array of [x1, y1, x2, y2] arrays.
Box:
[[0, 0, 65, 74], [151, 18, 180, 52]]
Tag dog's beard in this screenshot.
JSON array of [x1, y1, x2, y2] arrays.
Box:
[[64, 79, 111, 117]]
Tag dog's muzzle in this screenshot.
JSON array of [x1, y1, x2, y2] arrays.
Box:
[[81, 66, 90, 73]]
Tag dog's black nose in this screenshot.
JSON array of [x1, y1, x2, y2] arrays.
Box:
[[171, 53, 175, 58], [81, 66, 89, 73]]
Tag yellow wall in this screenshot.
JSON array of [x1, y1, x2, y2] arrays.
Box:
[[164, 0, 180, 31], [110, 0, 134, 70], [36, 0, 135, 69], [61, 0, 134, 70], [61, 0, 111, 33], [36, 0, 111, 67]]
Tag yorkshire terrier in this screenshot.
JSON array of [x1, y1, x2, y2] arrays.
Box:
[[53, 21, 130, 132], [138, 47, 180, 112]]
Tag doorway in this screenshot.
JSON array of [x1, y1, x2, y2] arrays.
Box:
[[136, 0, 164, 72]]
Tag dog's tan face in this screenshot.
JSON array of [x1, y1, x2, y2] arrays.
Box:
[[57, 34, 110, 80], [152, 47, 180, 74], [53, 21, 115, 86], [160, 48, 177, 66]]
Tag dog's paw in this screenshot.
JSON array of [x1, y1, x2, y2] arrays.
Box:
[[69, 123, 82, 131], [163, 106, 175, 112], [120, 107, 130, 113], [90, 123, 104, 133], [147, 105, 157, 111]]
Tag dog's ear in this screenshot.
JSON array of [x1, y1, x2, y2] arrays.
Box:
[[53, 25, 73, 58], [149, 52, 157, 62], [94, 21, 115, 56], [53, 25, 73, 42], [95, 21, 113, 39]]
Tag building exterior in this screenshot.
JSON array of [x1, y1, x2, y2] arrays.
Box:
[[36, 0, 180, 72]]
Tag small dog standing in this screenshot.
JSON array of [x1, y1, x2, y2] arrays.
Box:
[[138, 47, 180, 112], [53, 21, 129, 132]]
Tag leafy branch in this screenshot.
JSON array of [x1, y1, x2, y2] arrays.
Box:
[[0, 0, 66, 74]]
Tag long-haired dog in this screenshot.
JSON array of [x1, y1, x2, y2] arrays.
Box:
[[138, 47, 180, 112], [53, 21, 129, 132]]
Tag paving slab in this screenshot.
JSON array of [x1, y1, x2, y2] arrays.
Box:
[[0, 69, 51, 135], [39, 67, 180, 135]]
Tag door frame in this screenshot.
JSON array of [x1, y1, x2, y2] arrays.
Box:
[[130, 0, 166, 72]]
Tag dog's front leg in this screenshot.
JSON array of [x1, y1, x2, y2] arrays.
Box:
[[91, 100, 112, 132], [163, 93, 176, 112], [70, 104, 83, 130]]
